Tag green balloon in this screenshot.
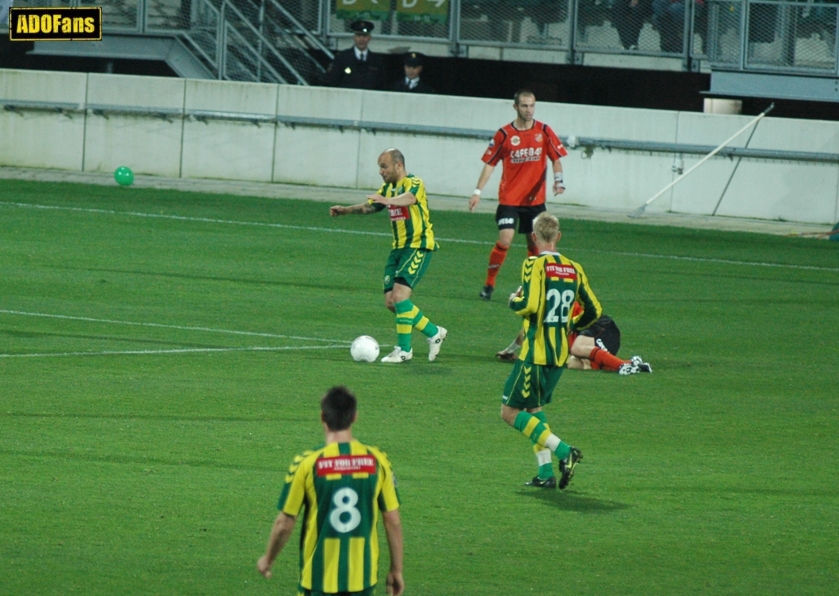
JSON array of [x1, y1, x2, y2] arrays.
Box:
[[114, 166, 134, 187]]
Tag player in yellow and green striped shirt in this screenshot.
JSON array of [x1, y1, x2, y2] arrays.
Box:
[[258, 386, 404, 596], [330, 149, 447, 364], [500, 212, 602, 490]]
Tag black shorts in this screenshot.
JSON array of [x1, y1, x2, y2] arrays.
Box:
[[495, 204, 547, 234], [578, 315, 621, 355]]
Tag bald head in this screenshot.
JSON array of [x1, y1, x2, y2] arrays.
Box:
[[378, 148, 407, 184]]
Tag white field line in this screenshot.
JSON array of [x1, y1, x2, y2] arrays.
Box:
[[0, 345, 346, 359], [0, 310, 357, 359], [0, 309, 351, 344], [2, 200, 837, 272]]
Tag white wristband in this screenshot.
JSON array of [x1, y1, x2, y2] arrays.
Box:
[[473, 189, 482, 196], [554, 173, 564, 182]]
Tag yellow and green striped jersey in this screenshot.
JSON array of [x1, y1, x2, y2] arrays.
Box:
[[369, 174, 437, 250], [509, 252, 602, 366], [277, 440, 400, 594]]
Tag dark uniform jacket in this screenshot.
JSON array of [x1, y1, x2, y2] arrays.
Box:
[[323, 48, 386, 90], [391, 78, 435, 94]]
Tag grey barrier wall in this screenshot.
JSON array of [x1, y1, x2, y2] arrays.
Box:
[[1, 68, 838, 224]]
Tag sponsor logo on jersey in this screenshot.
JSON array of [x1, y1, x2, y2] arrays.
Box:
[[388, 205, 409, 221], [316, 455, 377, 476], [545, 263, 577, 281], [510, 135, 521, 146], [509, 146, 543, 164]]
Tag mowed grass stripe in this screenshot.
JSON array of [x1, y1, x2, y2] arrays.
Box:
[[2, 198, 836, 272], [1, 180, 837, 596], [0, 309, 352, 344]]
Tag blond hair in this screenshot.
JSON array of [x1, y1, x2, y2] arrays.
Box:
[[532, 212, 560, 244]]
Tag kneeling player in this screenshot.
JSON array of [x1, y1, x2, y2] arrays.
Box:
[[497, 304, 652, 374]]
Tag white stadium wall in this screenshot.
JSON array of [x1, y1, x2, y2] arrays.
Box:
[[84, 73, 185, 178], [1, 68, 838, 224], [0, 69, 86, 171], [182, 79, 278, 182]]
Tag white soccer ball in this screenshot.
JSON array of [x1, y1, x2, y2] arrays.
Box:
[[350, 335, 379, 362]]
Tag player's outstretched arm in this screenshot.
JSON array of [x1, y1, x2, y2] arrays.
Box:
[[383, 509, 404, 596], [330, 202, 377, 216], [257, 512, 297, 579], [469, 163, 496, 212]]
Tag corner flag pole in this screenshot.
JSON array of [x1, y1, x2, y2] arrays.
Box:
[[629, 103, 775, 218]]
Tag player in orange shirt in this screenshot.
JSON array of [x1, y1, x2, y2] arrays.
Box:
[[468, 90, 568, 300]]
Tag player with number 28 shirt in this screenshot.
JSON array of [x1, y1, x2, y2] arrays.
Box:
[[510, 250, 600, 367], [500, 213, 601, 491]]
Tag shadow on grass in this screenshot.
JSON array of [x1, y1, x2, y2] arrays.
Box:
[[519, 488, 632, 514]]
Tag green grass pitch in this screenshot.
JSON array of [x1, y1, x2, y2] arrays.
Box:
[[1, 179, 838, 595]]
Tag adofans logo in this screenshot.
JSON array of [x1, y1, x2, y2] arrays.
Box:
[[9, 7, 102, 41]]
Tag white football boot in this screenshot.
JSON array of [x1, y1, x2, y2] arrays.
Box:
[[427, 327, 447, 362], [381, 347, 413, 363]]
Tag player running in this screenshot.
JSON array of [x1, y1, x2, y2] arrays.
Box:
[[468, 89, 568, 301]]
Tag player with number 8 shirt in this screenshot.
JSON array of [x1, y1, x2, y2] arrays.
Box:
[[258, 386, 404, 596]]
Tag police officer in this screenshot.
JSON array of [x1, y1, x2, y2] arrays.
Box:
[[391, 52, 435, 94], [323, 20, 386, 90]]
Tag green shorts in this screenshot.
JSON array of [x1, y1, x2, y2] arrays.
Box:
[[502, 360, 565, 410], [383, 247, 433, 292], [298, 588, 376, 596]]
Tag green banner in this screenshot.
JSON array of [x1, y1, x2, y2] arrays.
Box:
[[396, 0, 449, 24], [336, 0, 389, 22]]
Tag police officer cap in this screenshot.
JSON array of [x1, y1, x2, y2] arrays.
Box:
[[403, 52, 425, 67], [350, 20, 374, 35]]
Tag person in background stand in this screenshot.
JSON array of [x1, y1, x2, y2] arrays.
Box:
[[391, 52, 435, 94], [613, 0, 653, 50], [323, 19, 386, 90], [652, 0, 705, 52]]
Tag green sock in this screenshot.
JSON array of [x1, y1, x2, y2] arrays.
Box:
[[395, 299, 438, 348], [533, 412, 554, 480], [513, 411, 572, 460], [406, 300, 438, 338], [394, 300, 414, 351]]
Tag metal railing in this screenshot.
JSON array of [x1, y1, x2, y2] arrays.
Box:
[[8, 0, 838, 80], [706, 0, 838, 73], [5, 98, 838, 164], [9, 0, 332, 83]]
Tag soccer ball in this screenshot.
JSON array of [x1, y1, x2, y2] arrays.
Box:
[[350, 335, 379, 362]]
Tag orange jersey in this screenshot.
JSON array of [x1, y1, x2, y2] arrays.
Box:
[[482, 120, 567, 206]]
